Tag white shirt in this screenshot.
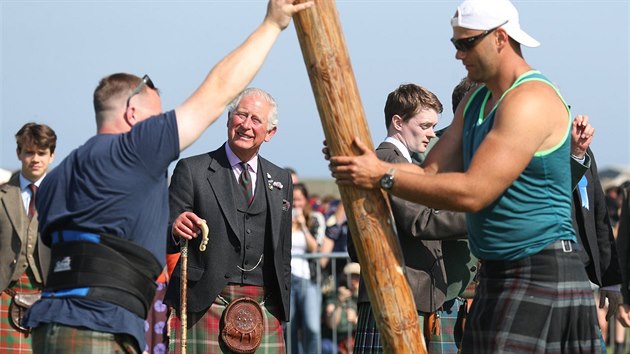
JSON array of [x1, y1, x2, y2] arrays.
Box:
[[19, 173, 45, 214], [225, 143, 258, 195], [291, 229, 311, 279], [384, 137, 412, 163]]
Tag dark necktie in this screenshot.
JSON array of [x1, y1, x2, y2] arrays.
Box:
[[239, 162, 254, 205], [28, 183, 38, 220]]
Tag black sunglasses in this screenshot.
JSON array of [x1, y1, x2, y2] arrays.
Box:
[[126, 74, 156, 108], [451, 21, 508, 52]]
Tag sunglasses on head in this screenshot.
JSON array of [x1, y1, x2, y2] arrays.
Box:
[[126, 74, 156, 108], [451, 21, 508, 52]]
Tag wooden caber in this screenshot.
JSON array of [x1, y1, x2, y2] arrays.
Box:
[[293, 2, 426, 353]]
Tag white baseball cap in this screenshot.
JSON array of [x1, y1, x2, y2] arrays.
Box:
[[451, 0, 540, 48]]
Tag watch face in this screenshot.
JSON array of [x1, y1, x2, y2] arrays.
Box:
[[380, 174, 394, 189]]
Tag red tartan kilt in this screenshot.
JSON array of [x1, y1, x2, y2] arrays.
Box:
[[168, 284, 285, 354], [0, 268, 41, 353]]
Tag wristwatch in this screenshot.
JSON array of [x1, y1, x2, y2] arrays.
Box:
[[380, 168, 396, 190]]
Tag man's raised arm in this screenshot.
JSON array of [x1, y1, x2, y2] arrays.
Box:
[[175, 0, 313, 151]]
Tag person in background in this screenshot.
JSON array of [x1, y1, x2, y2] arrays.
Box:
[[286, 167, 299, 185], [145, 252, 179, 354], [0, 123, 56, 352], [321, 199, 347, 274], [288, 182, 327, 354], [322, 262, 361, 354], [605, 186, 622, 232], [438, 78, 482, 320], [616, 181, 630, 340], [569, 115, 623, 353], [606, 183, 627, 353]]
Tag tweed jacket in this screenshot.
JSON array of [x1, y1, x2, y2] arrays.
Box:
[[0, 173, 46, 291]]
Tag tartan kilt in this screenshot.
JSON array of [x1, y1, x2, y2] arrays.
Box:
[[0, 268, 41, 353], [168, 284, 284, 354], [31, 322, 139, 354], [353, 298, 465, 354], [462, 241, 602, 354]]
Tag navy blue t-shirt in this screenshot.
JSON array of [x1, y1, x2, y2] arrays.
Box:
[[25, 111, 179, 350]]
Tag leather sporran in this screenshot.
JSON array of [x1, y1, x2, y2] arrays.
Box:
[[9, 292, 41, 333], [221, 297, 264, 353]]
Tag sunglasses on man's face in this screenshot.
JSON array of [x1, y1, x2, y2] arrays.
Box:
[[450, 21, 508, 52], [126, 74, 156, 107]]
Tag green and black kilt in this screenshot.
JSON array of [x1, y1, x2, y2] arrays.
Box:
[[31, 323, 139, 354], [0, 268, 40, 353], [353, 297, 466, 354], [168, 284, 284, 354], [462, 240, 602, 353]]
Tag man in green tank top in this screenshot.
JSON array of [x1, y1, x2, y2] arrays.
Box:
[[328, 0, 601, 352]]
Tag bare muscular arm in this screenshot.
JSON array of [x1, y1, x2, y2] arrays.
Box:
[[331, 81, 570, 212], [175, 0, 313, 151]]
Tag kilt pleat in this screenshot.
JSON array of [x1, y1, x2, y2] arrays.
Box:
[[31, 322, 139, 354], [462, 241, 602, 353], [353, 303, 384, 354], [168, 284, 284, 354], [353, 299, 464, 354], [426, 298, 465, 354]]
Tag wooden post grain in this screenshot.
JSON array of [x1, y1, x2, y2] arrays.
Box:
[[293, 2, 426, 353]]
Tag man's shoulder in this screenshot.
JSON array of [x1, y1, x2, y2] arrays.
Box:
[[502, 78, 559, 108], [0, 180, 19, 197], [376, 142, 406, 163], [376, 141, 395, 149], [258, 156, 290, 180], [178, 145, 225, 165], [376, 141, 396, 154], [0, 173, 20, 193]]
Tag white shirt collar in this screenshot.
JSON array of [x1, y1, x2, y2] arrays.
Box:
[[384, 137, 412, 163], [225, 142, 258, 174]]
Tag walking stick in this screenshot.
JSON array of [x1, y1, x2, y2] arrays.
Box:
[[180, 221, 209, 354], [180, 238, 189, 354]]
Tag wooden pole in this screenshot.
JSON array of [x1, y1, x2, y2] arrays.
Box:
[[293, 2, 426, 354]]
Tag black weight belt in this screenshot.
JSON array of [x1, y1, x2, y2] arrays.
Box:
[[43, 230, 162, 318]]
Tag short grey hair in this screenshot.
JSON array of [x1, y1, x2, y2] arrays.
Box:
[[227, 87, 278, 130]]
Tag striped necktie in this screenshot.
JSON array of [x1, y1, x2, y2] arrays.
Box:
[[239, 162, 254, 205]]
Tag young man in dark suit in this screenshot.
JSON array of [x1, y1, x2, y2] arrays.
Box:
[[351, 83, 470, 353]]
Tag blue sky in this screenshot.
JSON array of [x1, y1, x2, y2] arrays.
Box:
[[1, 0, 628, 178]]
